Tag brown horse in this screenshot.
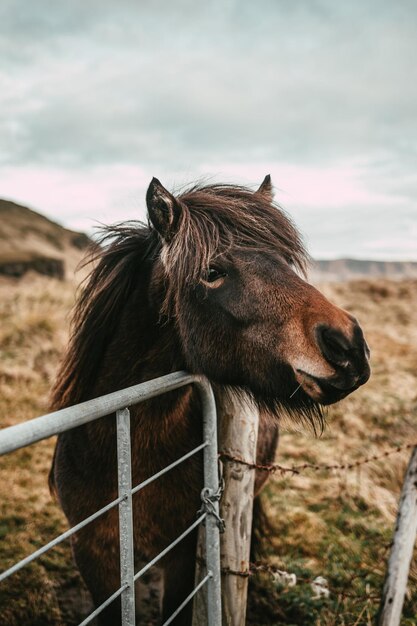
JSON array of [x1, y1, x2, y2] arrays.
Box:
[[49, 176, 370, 625]]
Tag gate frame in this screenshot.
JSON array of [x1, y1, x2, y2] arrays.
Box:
[[0, 371, 222, 626]]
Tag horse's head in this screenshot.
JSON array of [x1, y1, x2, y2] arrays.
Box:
[[146, 176, 370, 423]]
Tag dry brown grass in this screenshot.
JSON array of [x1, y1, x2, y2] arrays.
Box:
[[0, 277, 416, 625], [249, 279, 417, 625], [0, 276, 91, 626]]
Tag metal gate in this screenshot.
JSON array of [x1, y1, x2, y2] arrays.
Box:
[[0, 371, 222, 625]]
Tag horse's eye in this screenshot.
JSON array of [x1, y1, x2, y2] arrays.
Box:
[[205, 267, 227, 283]]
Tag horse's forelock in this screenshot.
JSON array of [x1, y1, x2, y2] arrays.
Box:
[[161, 183, 309, 290]]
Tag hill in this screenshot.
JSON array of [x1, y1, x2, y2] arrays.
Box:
[[1, 200, 415, 283], [0, 199, 90, 280]]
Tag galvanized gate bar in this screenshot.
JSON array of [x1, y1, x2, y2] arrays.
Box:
[[0, 494, 124, 583], [131, 441, 208, 496], [116, 408, 136, 625], [0, 442, 206, 584], [0, 371, 197, 455], [133, 514, 207, 583], [78, 585, 126, 626], [195, 378, 222, 626], [0, 372, 222, 625], [162, 573, 211, 626]]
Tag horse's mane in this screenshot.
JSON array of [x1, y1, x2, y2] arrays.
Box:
[[50, 226, 161, 409], [51, 182, 310, 410]]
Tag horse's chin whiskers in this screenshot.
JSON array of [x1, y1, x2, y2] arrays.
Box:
[[289, 383, 302, 399]]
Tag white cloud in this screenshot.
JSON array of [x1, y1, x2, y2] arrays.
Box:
[[0, 0, 416, 259]]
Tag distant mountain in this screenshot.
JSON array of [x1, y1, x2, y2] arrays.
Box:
[[0, 199, 91, 280], [309, 258, 417, 282]]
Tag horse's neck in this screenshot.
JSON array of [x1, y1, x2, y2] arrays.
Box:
[[88, 282, 197, 453], [91, 275, 180, 383]]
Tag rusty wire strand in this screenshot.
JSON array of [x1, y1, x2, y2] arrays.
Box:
[[222, 562, 381, 601], [196, 555, 380, 602], [215, 444, 409, 604], [219, 441, 417, 475], [215, 441, 414, 606]]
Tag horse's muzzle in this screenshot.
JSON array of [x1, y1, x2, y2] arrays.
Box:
[[310, 321, 371, 404], [295, 365, 370, 404], [293, 320, 370, 404]]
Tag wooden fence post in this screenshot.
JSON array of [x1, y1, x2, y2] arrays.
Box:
[[193, 390, 259, 626], [378, 446, 417, 626], [218, 391, 259, 626]]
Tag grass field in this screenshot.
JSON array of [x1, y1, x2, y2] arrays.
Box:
[[0, 275, 416, 625], [248, 279, 417, 625]]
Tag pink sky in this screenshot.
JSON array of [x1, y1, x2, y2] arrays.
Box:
[[0, 161, 414, 260]]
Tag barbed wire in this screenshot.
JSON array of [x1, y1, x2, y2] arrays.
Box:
[[215, 444, 416, 606], [219, 441, 417, 475], [217, 560, 381, 601]]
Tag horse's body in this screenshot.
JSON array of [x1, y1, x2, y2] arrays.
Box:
[[50, 176, 370, 625]]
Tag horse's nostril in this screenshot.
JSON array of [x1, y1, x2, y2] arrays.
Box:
[[316, 325, 351, 365]]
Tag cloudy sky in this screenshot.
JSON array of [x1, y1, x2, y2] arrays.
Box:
[[0, 0, 416, 259]]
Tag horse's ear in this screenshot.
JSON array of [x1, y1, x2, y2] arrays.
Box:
[[146, 177, 182, 241], [255, 174, 273, 202]]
